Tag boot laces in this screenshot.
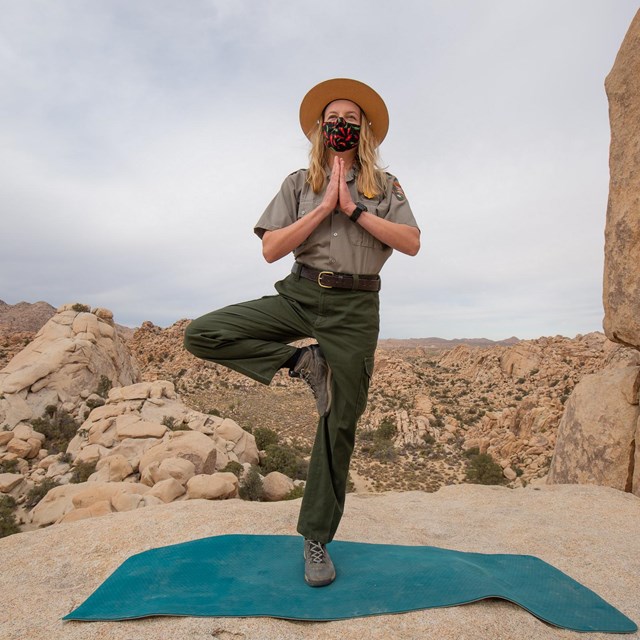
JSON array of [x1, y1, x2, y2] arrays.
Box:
[[307, 540, 326, 564]]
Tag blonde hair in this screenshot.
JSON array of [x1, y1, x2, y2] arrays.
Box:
[[307, 113, 386, 199]]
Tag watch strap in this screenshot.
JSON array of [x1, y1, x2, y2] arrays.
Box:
[[350, 202, 368, 223]]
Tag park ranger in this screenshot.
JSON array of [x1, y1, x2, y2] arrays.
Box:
[[184, 78, 420, 587]]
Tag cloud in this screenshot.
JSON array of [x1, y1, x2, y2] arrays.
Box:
[[0, 0, 637, 339]]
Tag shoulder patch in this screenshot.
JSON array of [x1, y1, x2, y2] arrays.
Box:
[[288, 168, 307, 176], [392, 179, 406, 201]]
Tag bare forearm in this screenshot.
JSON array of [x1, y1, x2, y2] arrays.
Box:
[[262, 205, 332, 263], [355, 212, 421, 256]]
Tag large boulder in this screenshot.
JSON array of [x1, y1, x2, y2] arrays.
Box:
[[213, 417, 260, 466], [186, 472, 238, 500], [548, 366, 640, 495], [139, 430, 218, 475], [140, 457, 196, 487], [89, 455, 135, 482], [29, 483, 93, 527], [71, 482, 150, 510], [262, 471, 295, 501], [0, 305, 140, 431], [603, 12, 640, 349]]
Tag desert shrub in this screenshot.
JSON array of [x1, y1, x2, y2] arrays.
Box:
[[70, 460, 97, 483], [368, 439, 397, 462], [423, 433, 436, 446], [72, 303, 90, 313], [222, 460, 244, 478], [359, 428, 374, 442], [253, 427, 279, 450], [239, 466, 264, 501], [85, 397, 105, 410], [207, 408, 222, 417], [261, 444, 307, 480], [96, 375, 112, 398], [465, 450, 506, 485], [31, 408, 81, 454], [25, 478, 59, 509], [376, 418, 396, 441], [0, 495, 19, 538], [161, 416, 190, 431], [283, 484, 305, 500], [361, 417, 398, 461], [0, 459, 19, 474]]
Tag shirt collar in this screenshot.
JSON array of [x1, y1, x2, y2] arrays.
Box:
[[324, 163, 358, 182]]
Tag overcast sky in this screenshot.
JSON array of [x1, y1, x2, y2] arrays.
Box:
[[1, 1, 637, 340]]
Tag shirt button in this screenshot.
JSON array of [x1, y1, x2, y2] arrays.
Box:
[[329, 258, 336, 264], [333, 232, 338, 237]]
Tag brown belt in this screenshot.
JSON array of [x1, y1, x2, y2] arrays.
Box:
[[292, 263, 381, 292]]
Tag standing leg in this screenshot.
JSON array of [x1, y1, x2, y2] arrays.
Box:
[[297, 287, 380, 544]]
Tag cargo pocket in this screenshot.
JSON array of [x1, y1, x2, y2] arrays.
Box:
[[355, 355, 375, 418]]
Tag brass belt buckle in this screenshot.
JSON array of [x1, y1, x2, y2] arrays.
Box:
[[317, 271, 334, 288]]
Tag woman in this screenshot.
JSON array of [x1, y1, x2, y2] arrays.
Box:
[[184, 78, 420, 587]]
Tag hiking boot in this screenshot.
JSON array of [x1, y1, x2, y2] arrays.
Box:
[[303, 539, 336, 587], [289, 345, 332, 416]]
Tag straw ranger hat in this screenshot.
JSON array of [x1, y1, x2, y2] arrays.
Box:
[[299, 78, 389, 145]]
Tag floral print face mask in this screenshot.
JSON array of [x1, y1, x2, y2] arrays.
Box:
[[322, 117, 361, 152]]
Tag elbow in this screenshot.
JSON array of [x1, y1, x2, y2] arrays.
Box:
[[262, 247, 278, 263], [406, 241, 420, 256], [261, 236, 278, 263], [405, 232, 421, 257]]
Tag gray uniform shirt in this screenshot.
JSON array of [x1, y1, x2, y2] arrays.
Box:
[[254, 167, 419, 276]]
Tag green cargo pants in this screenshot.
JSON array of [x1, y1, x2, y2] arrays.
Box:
[[183, 271, 379, 543]]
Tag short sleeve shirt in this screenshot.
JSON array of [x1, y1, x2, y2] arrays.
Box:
[[254, 167, 419, 275]]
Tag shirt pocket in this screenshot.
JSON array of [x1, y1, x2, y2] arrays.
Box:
[[346, 195, 384, 248], [297, 195, 319, 220]]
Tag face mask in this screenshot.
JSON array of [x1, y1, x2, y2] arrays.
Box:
[[322, 117, 361, 152]]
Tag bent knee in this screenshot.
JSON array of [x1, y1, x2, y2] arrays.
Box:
[[183, 317, 214, 355]]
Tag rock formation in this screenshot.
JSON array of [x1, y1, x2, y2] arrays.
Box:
[[0, 304, 139, 431], [23, 379, 260, 527], [0, 299, 56, 333], [549, 11, 640, 496], [548, 367, 639, 493], [603, 11, 640, 349]]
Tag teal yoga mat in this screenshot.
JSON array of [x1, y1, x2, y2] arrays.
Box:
[[63, 534, 637, 633]]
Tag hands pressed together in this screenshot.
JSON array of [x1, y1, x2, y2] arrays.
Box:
[[320, 156, 357, 217], [262, 155, 420, 263]]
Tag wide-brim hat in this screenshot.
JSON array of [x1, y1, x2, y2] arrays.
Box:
[[299, 78, 389, 146]]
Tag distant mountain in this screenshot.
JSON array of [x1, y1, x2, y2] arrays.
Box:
[[378, 336, 521, 349], [0, 301, 523, 349], [0, 300, 57, 332]]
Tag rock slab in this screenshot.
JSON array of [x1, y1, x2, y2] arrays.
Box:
[[548, 367, 640, 495], [603, 10, 640, 349], [0, 484, 638, 640]]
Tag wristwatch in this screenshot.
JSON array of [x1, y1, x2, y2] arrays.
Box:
[[350, 201, 368, 223]]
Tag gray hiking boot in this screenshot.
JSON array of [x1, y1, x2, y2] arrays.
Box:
[[303, 539, 336, 587], [289, 345, 332, 416]]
